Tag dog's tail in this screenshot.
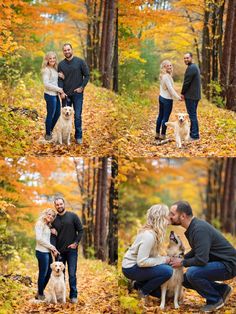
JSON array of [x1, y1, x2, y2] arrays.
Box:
[[165, 122, 175, 128]]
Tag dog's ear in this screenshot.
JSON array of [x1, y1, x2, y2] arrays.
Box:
[[50, 263, 54, 269], [60, 262, 65, 271]]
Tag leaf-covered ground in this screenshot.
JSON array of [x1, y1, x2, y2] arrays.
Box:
[[0, 80, 118, 157], [1, 257, 118, 314], [118, 84, 236, 157]]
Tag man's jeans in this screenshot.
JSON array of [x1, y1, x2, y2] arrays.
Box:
[[35, 250, 52, 296], [44, 93, 61, 136], [63, 93, 84, 140], [185, 98, 199, 139], [156, 96, 173, 135], [60, 249, 78, 299], [183, 261, 233, 304], [122, 264, 173, 298]]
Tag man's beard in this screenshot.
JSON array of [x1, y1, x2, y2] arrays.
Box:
[[57, 207, 65, 213], [170, 219, 181, 225], [65, 53, 72, 59]]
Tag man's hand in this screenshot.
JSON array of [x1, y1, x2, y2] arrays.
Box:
[[181, 94, 184, 100], [169, 257, 183, 268], [50, 228, 58, 236], [68, 242, 78, 249], [74, 87, 84, 93]]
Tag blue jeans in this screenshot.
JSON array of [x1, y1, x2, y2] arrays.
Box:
[[60, 249, 78, 299], [44, 93, 61, 136], [122, 264, 173, 298], [35, 250, 52, 296], [185, 98, 199, 139], [183, 262, 233, 304], [156, 96, 173, 135], [63, 93, 83, 139]]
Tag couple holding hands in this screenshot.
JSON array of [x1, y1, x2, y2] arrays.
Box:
[[156, 53, 201, 142], [122, 201, 236, 313]]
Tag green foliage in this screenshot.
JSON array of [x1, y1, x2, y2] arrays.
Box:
[[0, 55, 22, 87], [119, 296, 142, 314], [119, 40, 160, 94], [209, 80, 225, 108]]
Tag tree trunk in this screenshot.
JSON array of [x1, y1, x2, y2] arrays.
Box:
[[107, 157, 118, 264], [113, 7, 118, 93], [225, 0, 236, 110], [220, 0, 236, 101], [201, 0, 211, 99]]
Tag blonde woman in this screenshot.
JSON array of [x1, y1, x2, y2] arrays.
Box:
[[122, 204, 172, 299], [155, 60, 182, 140], [41, 51, 65, 141], [35, 208, 59, 300]]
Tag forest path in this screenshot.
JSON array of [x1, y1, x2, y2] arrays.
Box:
[[119, 84, 236, 157], [13, 257, 118, 314], [0, 83, 117, 157]]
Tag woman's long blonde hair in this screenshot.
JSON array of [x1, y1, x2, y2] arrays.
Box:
[[41, 51, 58, 72], [141, 204, 169, 245], [159, 60, 173, 81], [36, 208, 57, 227]]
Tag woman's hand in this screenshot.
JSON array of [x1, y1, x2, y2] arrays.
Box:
[[58, 72, 65, 80], [51, 228, 58, 236], [51, 246, 60, 256], [165, 256, 171, 264]]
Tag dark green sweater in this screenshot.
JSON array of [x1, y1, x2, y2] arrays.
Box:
[[183, 218, 236, 276], [51, 211, 83, 253], [181, 63, 201, 100]]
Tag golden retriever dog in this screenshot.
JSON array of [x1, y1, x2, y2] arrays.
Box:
[[46, 261, 66, 304], [165, 113, 190, 148], [160, 231, 185, 310], [53, 106, 73, 145]]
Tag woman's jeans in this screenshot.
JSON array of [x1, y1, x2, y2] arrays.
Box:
[[156, 96, 173, 135], [44, 93, 61, 136], [36, 250, 52, 296], [122, 264, 173, 298]]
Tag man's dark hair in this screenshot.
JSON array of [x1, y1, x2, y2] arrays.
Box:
[[54, 196, 65, 204], [63, 43, 72, 49], [185, 52, 193, 58], [172, 201, 193, 216]]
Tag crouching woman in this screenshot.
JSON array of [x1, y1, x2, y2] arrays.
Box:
[[122, 204, 172, 299]]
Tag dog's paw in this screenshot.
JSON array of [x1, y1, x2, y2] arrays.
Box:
[[160, 304, 165, 310], [174, 304, 180, 309]]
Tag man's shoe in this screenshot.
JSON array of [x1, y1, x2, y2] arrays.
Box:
[[189, 137, 199, 142], [201, 299, 224, 312], [75, 138, 83, 145], [155, 133, 160, 140], [37, 294, 45, 301], [222, 285, 233, 304], [70, 297, 78, 304]]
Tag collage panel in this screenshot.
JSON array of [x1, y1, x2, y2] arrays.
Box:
[[119, 1, 236, 157], [0, 1, 118, 157], [119, 158, 236, 313], [0, 157, 118, 313]]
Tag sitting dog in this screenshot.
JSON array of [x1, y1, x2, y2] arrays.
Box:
[[46, 261, 66, 304], [53, 106, 73, 145], [160, 231, 185, 310], [165, 113, 190, 148]]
